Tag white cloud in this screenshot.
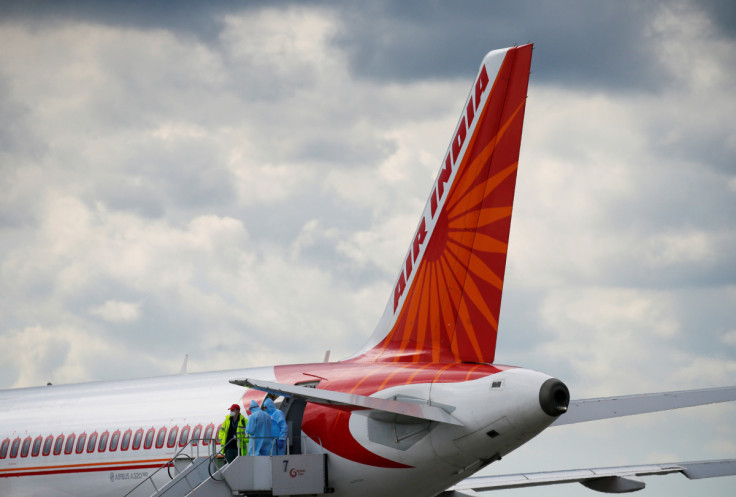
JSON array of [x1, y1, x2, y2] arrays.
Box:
[[336, 213, 418, 274], [89, 300, 142, 323], [648, 1, 735, 92], [0, 4, 734, 496], [723, 329, 736, 347], [535, 287, 682, 394], [0, 325, 115, 388], [641, 230, 716, 267], [672, 356, 736, 387], [228, 157, 314, 205]]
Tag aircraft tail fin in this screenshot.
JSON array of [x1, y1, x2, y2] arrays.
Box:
[[351, 45, 533, 364]]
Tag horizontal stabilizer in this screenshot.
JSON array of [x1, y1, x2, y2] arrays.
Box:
[[229, 377, 463, 426], [552, 386, 736, 426], [444, 459, 736, 493]]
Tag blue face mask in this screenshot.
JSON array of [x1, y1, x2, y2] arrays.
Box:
[[230, 411, 237, 416]]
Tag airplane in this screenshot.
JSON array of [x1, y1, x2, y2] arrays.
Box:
[[1, 43, 735, 497]]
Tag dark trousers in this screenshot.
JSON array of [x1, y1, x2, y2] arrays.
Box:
[[224, 440, 238, 463]]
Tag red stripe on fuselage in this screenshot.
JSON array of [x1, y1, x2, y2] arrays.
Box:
[[274, 362, 508, 468], [0, 460, 169, 478]]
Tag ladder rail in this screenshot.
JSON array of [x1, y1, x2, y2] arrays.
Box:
[[242, 434, 324, 455], [123, 434, 325, 497], [122, 437, 220, 497]]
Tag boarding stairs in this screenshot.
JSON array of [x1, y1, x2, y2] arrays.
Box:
[[125, 437, 330, 497]]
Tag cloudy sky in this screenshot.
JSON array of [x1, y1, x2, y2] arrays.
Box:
[[1, 1, 735, 495]]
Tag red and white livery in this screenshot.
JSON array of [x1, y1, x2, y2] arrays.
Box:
[[2, 45, 735, 497]]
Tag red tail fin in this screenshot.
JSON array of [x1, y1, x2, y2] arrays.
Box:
[[352, 45, 533, 364]]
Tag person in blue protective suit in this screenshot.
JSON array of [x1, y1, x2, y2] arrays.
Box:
[[263, 398, 288, 455], [245, 400, 273, 455]]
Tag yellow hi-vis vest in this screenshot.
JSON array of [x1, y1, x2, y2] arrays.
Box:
[[218, 413, 248, 456]]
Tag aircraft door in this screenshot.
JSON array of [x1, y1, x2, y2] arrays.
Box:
[[280, 396, 307, 455]]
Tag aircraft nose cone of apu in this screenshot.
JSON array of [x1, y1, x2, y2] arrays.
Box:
[[538, 378, 570, 416], [428, 369, 571, 471]]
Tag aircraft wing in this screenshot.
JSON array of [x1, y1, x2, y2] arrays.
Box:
[[442, 459, 736, 495], [440, 386, 736, 494], [229, 377, 463, 426], [552, 385, 736, 426]]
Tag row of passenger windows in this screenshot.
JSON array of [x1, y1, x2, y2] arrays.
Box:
[[0, 423, 221, 460]]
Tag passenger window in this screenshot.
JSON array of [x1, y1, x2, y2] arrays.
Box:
[[64, 434, 76, 455], [21, 437, 31, 457], [10, 438, 20, 458], [0, 439, 9, 459], [122, 429, 133, 451], [191, 425, 202, 446], [53, 435, 65, 456], [202, 424, 214, 445], [87, 432, 98, 453], [32, 436, 42, 457], [132, 429, 143, 450], [43, 435, 54, 456], [179, 426, 190, 447], [144, 428, 155, 449], [155, 427, 167, 449], [167, 427, 178, 448], [76, 434, 87, 454], [10, 438, 21, 458], [110, 430, 120, 451], [98, 432, 109, 452]]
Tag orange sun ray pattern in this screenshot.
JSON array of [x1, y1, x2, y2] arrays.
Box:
[[359, 45, 532, 364]]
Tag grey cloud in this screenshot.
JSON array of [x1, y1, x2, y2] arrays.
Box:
[[649, 130, 736, 176], [120, 142, 238, 212], [235, 190, 373, 263], [95, 182, 167, 219], [0, 4, 733, 495], [287, 133, 397, 166], [2, 0, 704, 93], [330, 0, 667, 91], [699, 0, 736, 38], [0, 77, 43, 158], [671, 287, 736, 356], [0, 0, 240, 42]]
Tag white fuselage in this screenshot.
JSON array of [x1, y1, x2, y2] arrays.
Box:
[[0, 365, 560, 497]]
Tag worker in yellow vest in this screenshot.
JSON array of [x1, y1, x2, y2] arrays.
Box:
[[218, 403, 248, 462]]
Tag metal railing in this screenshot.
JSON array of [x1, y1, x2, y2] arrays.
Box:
[[242, 435, 323, 456], [122, 437, 220, 497], [122, 434, 325, 497]]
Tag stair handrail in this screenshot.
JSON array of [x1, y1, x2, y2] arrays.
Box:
[[122, 436, 220, 497], [123, 434, 326, 497], [235, 434, 323, 455]]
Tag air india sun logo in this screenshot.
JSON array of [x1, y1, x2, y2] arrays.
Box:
[[375, 98, 526, 365]]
